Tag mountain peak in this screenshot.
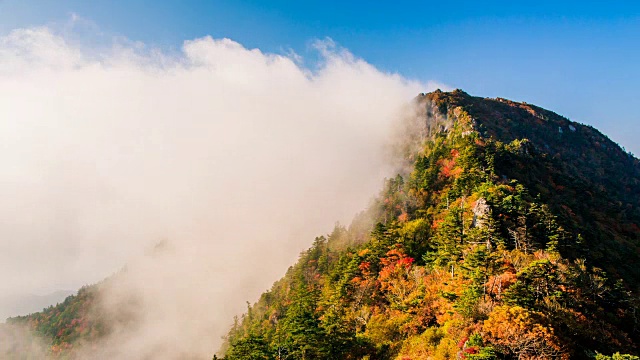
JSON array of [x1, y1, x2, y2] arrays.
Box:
[[217, 91, 640, 359]]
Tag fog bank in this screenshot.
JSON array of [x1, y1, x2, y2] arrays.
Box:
[[0, 26, 440, 357]]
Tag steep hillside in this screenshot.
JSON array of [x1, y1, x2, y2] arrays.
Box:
[[4, 274, 137, 358], [424, 90, 640, 284], [221, 90, 640, 359], [6, 286, 105, 356]]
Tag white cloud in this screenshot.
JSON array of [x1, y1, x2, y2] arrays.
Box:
[[0, 26, 443, 358]]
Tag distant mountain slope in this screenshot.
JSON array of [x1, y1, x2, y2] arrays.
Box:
[[0, 290, 73, 323], [221, 90, 639, 360], [5, 285, 106, 357], [4, 272, 143, 358]]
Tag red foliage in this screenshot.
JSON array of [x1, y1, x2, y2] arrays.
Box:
[[438, 158, 455, 177], [359, 261, 372, 275], [464, 347, 479, 354], [378, 249, 415, 289], [380, 249, 414, 270]]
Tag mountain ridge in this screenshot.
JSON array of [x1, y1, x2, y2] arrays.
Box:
[[4, 90, 639, 360], [221, 90, 640, 359]]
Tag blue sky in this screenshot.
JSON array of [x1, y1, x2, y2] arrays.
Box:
[[1, 0, 639, 154]]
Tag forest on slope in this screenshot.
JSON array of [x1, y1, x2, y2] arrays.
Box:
[[220, 90, 640, 360], [3, 277, 135, 358]]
